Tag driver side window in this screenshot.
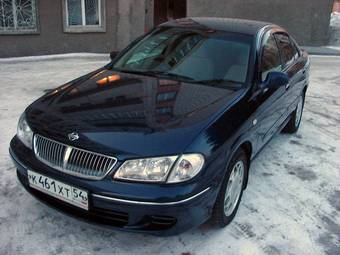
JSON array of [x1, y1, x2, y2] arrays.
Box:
[[260, 33, 282, 81]]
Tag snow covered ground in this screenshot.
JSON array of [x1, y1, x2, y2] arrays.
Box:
[[0, 55, 339, 255]]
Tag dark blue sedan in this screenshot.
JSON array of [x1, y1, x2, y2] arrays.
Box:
[[9, 18, 309, 235]]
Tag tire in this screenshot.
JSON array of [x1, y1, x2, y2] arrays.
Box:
[[282, 93, 305, 134], [212, 148, 248, 227]]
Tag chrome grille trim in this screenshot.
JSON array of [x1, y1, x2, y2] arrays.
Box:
[[33, 134, 117, 180]]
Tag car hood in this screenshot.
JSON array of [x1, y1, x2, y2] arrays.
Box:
[[26, 68, 244, 159]]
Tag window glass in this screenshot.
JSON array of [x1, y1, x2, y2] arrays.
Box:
[[85, 0, 99, 25], [289, 37, 300, 60], [113, 27, 252, 86], [260, 33, 282, 81], [274, 33, 296, 67], [67, 0, 100, 26], [157, 92, 177, 102], [0, 0, 38, 33], [67, 0, 82, 25], [156, 107, 172, 115]]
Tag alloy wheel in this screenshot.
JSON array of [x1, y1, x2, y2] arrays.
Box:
[[224, 160, 244, 217], [295, 95, 304, 127]]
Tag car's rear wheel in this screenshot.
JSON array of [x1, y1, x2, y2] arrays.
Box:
[[212, 149, 248, 227], [282, 93, 305, 133]]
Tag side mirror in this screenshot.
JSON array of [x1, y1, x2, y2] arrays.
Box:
[[109, 51, 118, 61], [263, 71, 289, 91]]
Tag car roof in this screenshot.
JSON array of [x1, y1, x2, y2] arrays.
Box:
[[160, 17, 278, 36]]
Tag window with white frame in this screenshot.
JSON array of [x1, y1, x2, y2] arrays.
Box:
[[63, 0, 105, 32], [0, 0, 38, 34]]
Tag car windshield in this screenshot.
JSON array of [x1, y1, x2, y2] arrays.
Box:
[[112, 26, 252, 88]]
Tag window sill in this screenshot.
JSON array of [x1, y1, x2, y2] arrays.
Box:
[[63, 26, 106, 33], [0, 29, 39, 35]]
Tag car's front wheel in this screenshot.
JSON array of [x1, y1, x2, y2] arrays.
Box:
[[212, 149, 248, 227], [282, 93, 305, 133]]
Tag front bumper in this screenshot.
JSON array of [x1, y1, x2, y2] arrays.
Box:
[[10, 136, 217, 235]]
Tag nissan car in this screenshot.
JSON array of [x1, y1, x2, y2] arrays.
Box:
[[9, 18, 309, 235]]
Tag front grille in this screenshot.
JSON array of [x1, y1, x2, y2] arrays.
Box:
[[33, 134, 117, 180]]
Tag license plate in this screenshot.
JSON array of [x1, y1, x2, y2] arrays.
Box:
[[27, 170, 88, 210]]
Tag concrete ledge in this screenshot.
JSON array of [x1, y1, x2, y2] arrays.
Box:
[[0, 53, 110, 64], [302, 46, 340, 56]]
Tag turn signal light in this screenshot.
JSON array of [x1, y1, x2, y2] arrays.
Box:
[[96, 75, 120, 86]]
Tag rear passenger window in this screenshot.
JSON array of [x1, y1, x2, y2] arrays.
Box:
[[274, 34, 297, 67], [260, 33, 282, 81], [289, 38, 300, 60]]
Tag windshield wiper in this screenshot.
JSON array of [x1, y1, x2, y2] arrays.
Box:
[[113, 69, 195, 82], [195, 79, 243, 88], [112, 68, 243, 88], [156, 72, 195, 82], [112, 68, 156, 76]]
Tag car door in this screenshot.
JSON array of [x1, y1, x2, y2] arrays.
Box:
[[251, 30, 286, 150], [273, 33, 304, 122]]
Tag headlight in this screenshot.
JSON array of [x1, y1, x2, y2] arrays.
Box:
[[114, 154, 204, 183], [114, 156, 177, 182], [17, 113, 33, 149]]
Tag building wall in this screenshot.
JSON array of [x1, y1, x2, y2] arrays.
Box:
[[0, 0, 334, 57], [187, 0, 334, 46], [116, 0, 146, 50], [334, 0, 340, 12], [0, 0, 146, 58]]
